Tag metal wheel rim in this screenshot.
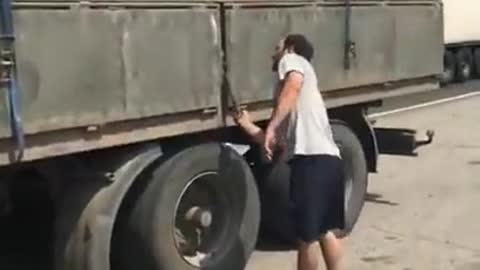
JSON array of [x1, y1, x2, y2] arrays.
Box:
[[172, 171, 230, 268]]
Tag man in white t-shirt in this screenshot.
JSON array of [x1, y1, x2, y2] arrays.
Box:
[[234, 34, 345, 270]]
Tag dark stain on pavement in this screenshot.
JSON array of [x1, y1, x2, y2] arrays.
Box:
[[385, 235, 398, 241], [366, 193, 399, 206], [361, 255, 395, 265]]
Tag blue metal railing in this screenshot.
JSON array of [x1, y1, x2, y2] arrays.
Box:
[[0, 0, 25, 162]]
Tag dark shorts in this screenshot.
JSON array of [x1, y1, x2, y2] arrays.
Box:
[[289, 154, 345, 243]]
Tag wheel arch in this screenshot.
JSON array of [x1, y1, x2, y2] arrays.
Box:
[[56, 144, 165, 270]]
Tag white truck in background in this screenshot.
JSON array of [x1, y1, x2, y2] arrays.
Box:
[[441, 0, 480, 84]]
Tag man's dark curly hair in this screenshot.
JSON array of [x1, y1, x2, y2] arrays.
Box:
[[283, 34, 314, 62]]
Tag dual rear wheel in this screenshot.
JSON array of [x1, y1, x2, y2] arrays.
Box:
[[442, 47, 480, 85], [56, 118, 369, 270]]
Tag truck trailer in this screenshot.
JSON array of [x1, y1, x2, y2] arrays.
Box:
[[441, 0, 480, 84], [0, 0, 442, 269]]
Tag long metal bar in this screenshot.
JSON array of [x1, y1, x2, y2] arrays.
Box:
[[0, 0, 25, 162]]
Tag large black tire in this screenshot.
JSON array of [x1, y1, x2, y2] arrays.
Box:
[[112, 143, 260, 270], [256, 157, 295, 244], [331, 122, 368, 238], [258, 121, 368, 244], [455, 48, 473, 82], [440, 50, 456, 86], [474, 48, 480, 78]]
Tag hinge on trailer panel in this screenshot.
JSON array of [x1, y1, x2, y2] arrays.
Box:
[[70, 1, 91, 11], [0, 47, 15, 84], [78, 0, 90, 7], [0, 35, 14, 84], [202, 107, 218, 115]]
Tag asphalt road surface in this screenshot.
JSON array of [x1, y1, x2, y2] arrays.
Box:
[[247, 85, 480, 270]]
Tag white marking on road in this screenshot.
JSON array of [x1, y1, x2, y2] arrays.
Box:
[[368, 91, 480, 118]]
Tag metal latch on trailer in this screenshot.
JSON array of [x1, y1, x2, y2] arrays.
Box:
[[344, 0, 357, 70]]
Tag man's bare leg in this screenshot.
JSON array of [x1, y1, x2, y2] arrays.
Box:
[[297, 240, 321, 270], [319, 231, 344, 270]]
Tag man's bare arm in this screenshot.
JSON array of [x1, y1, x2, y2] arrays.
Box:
[[239, 121, 265, 145], [267, 71, 303, 132], [234, 110, 265, 145]]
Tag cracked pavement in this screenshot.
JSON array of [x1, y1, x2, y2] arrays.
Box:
[[247, 94, 480, 270]]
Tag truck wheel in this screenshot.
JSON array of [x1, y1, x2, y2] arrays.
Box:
[[257, 158, 295, 244], [440, 50, 455, 86], [112, 143, 260, 270], [455, 48, 473, 82], [258, 121, 368, 244], [331, 121, 368, 238], [474, 48, 480, 77]]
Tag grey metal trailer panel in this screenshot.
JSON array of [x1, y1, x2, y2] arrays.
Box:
[[4, 7, 222, 136], [0, 0, 442, 165], [225, 2, 443, 105]]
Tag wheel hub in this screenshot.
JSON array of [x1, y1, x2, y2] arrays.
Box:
[[173, 172, 229, 268], [185, 206, 213, 228]]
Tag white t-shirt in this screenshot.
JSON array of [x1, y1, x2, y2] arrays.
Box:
[[274, 53, 340, 159]]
